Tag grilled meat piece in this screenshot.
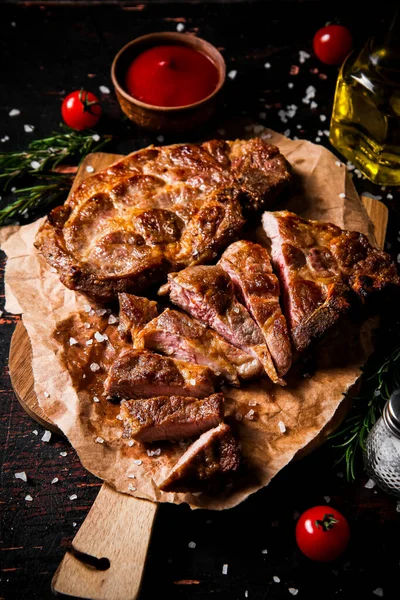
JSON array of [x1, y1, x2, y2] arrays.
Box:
[[134, 308, 262, 386], [262, 210, 400, 352], [35, 138, 291, 302], [159, 423, 240, 492], [104, 349, 216, 400], [219, 240, 292, 377], [118, 293, 158, 341], [120, 393, 224, 443], [160, 265, 284, 384]]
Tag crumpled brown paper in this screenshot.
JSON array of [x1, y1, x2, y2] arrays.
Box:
[[2, 129, 377, 510]]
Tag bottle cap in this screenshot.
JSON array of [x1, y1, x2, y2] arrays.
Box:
[[383, 389, 400, 439]]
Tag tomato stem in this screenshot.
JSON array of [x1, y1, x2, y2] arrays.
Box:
[[315, 514, 340, 531], [78, 88, 100, 115]]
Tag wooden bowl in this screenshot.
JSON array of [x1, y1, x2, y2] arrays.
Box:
[[111, 32, 226, 133]]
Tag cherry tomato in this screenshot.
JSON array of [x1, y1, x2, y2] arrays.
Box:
[[313, 25, 353, 65], [61, 89, 101, 131], [295, 506, 350, 561]]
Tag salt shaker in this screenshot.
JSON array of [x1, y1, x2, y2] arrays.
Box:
[[363, 390, 400, 497]]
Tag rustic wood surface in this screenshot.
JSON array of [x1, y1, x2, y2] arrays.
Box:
[[1, 3, 400, 600]]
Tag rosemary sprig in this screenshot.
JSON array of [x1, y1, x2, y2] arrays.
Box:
[[330, 341, 400, 481]]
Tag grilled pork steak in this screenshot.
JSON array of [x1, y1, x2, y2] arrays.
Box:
[[219, 240, 292, 377], [159, 423, 240, 492], [118, 293, 158, 341], [104, 349, 216, 399], [35, 138, 291, 302], [263, 210, 400, 351], [160, 265, 284, 384], [134, 308, 262, 386], [120, 393, 224, 443]]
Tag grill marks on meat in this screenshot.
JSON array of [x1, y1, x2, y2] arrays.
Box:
[[118, 293, 158, 341], [219, 240, 292, 377], [104, 349, 216, 400], [262, 210, 400, 352], [161, 265, 284, 385], [120, 393, 224, 443], [134, 308, 262, 386], [35, 139, 291, 302], [159, 423, 240, 492]]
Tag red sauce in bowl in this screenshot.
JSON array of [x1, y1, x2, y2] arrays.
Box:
[[125, 44, 220, 108]]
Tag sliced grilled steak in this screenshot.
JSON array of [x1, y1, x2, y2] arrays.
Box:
[[120, 393, 224, 443], [160, 265, 283, 384], [104, 349, 216, 400], [35, 138, 291, 302], [134, 308, 262, 386], [118, 293, 158, 341], [159, 423, 240, 492], [262, 210, 400, 351], [219, 240, 292, 377]]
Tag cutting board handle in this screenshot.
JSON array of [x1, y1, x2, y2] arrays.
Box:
[[52, 484, 158, 600]]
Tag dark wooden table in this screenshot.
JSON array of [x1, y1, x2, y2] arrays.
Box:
[[1, 3, 400, 599]]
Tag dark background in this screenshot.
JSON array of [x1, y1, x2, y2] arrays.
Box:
[[1, 2, 400, 600]]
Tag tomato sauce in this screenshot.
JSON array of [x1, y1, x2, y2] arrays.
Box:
[[125, 44, 220, 107]]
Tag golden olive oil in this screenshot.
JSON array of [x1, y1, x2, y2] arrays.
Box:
[[330, 17, 400, 185]]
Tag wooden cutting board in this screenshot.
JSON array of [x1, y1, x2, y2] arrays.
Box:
[[8, 152, 388, 600]]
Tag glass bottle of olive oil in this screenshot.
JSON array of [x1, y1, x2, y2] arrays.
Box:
[[330, 8, 400, 185]]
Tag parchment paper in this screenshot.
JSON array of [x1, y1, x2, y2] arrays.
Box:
[[2, 129, 377, 510]]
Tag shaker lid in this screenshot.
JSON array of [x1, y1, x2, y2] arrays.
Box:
[[384, 389, 400, 438]]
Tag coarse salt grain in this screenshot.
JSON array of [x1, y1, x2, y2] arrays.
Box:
[[108, 314, 118, 325], [188, 541, 196, 549], [189, 379, 197, 386], [387, 193, 393, 200], [25, 494, 33, 502], [299, 50, 310, 63], [24, 124, 34, 133], [245, 409, 255, 420], [324, 495, 331, 503], [284, 129, 291, 137], [69, 337, 78, 346], [261, 549, 268, 554], [320, 114, 327, 122], [278, 420, 286, 433], [133, 459, 142, 466], [288, 82, 294, 89], [96, 308, 107, 316], [339, 193, 346, 198], [396, 501, 400, 513], [50, 266, 57, 273], [335, 161, 342, 167], [157, 134, 164, 143], [310, 101, 318, 110], [315, 137, 321, 142], [92, 133, 100, 142], [264, 62, 271, 69], [128, 484, 137, 492], [95, 437, 105, 444], [373, 589, 384, 597], [73, 522, 77, 527], [15, 471, 27, 482], [41, 430, 51, 443], [9, 109, 21, 117], [222, 564, 228, 575], [33, 430, 38, 435], [263, 133, 272, 139], [84, 304, 91, 313], [128, 440, 135, 447], [288, 588, 299, 596], [116, 414, 122, 420], [94, 332, 106, 343], [86, 165, 94, 173], [30, 160, 41, 169], [51, 477, 58, 484], [245, 592, 249, 598], [248, 400, 257, 407], [365, 478, 376, 489], [253, 124, 264, 134], [93, 397, 100, 403], [44, 391, 50, 398], [127, 474, 136, 479], [60, 451, 67, 457], [273, 576, 280, 583], [147, 448, 162, 457], [86, 339, 93, 346], [176, 23, 185, 32], [69, 494, 77, 500], [336, 472, 344, 478], [1, 135, 10, 142], [99, 85, 110, 94], [228, 70, 237, 80], [90, 363, 100, 372]]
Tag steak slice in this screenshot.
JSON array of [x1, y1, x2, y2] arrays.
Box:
[[219, 240, 292, 377], [158, 423, 240, 492], [118, 293, 158, 341], [120, 393, 224, 443], [35, 138, 291, 302], [160, 265, 283, 384], [262, 210, 400, 351], [134, 308, 262, 386], [104, 349, 216, 400]]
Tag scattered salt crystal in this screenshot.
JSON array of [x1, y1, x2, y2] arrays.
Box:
[[92, 133, 100, 142], [320, 115, 327, 122], [24, 124, 34, 133], [233, 306, 240, 313], [9, 109, 20, 117], [222, 564, 228, 575], [44, 391, 50, 398], [84, 322, 91, 329], [25, 494, 33, 502], [365, 478, 376, 489], [42, 430, 51, 443], [1, 135, 10, 142], [60, 451, 67, 457], [261, 549, 268, 554], [278, 421, 286, 433], [30, 160, 41, 170], [133, 459, 142, 466], [51, 477, 58, 484], [336, 472, 344, 478], [69, 494, 77, 500], [188, 541, 196, 549], [33, 430, 38, 435], [253, 124, 264, 134], [245, 409, 255, 420], [289, 588, 299, 596], [245, 591, 249, 598], [116, 414, 122, 420], [288, 82, 294, 89], [176, 22, 185, 32], [128, 484, 137, 492], [310, 101, 318, 109], [324, 496, 331, 503], [318, 130, 323, 136], [147, 448, 162, 457], [86, 165, 94, 173], [264, 62, 271, 69], [236, 412, 243, 421], [339, 193, 346, 199], [278, 110, 288, 124], [228, 70, 237, 80], [263, 133, 272, 139], [90, 362, 100, 372], [273, 576, 280, 583], [156, 135, 164, 143], [335, 161, 342, 167], [284, 129, 291, 137], [248, 400, 257, 407], [69, 337, 78, 346], [346, 162, 355, 171], [93, 397, 100, 403], [99, 85, 110, 94], [306, 85, 316, 97], [73, 522, 77, 527], [86, 339, 93, 346], [299, 50, 310, 63], [15, 471, 27, 482], [296, 124, 302, 129], [189, 379, 197, 386], [323, 130, 330, 136], [128, 440, 135, 447], [387, 193, 393, 200], [11, 21, 16, 27], [373, 589, 384, 597], [50, 266, 57, 273], [84, 304, 91, 313], [95, 437, 105, 444], [396, 501, 400, 513], [82, 374, 86, 379], [94, 332, 106, 343]]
